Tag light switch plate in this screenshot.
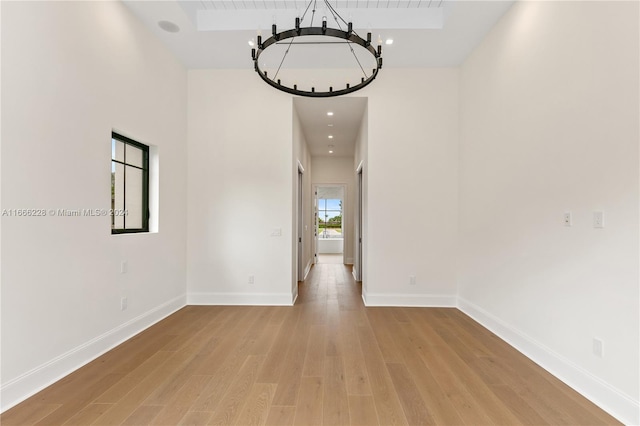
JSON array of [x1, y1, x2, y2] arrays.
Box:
[[594, 211, 604, 228]]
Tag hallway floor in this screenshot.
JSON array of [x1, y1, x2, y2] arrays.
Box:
[[1, 263, 619, 425]]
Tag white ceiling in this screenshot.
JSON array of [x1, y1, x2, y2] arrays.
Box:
[[294, 97, 367, 157], [122, 0, 514, 158]]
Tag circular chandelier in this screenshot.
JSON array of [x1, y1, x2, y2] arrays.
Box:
[[251, 0, 383, 98]]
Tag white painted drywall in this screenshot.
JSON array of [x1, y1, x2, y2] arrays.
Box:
[[458, 2, 639, 423], [318, 239, 344, 254], [311, 157, 356, 263], [185, 69, 459, 308], [1, 1, 188, 411], [354, 104, 368, 288], [365, 68, 460, 306], [293, 105, 314, 292], [186, 70, 294, 305]]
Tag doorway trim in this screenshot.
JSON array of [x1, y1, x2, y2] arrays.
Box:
[[314, 183, 348, 265], [297, 161, 305, 282], [354, 161, 363, 281]]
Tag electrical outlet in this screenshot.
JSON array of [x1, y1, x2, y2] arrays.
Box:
[[121, 297, 128, 311], [409, 275, 416, 285], [594, 211, 604, 228], [563, 212, 572, 227], [120, 261, 128, 274], [271, 228, 282, 237], [593, 338, 603, 358], [248, 275, 254, 285]]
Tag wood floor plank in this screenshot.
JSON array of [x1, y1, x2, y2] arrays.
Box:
[[302, 324, 327, 377], [207, 355, 266, 426], [0, 402, 61, 426], [293, 377, 323, 426], [166, 374, 214, 408], [270, 318, 311, 406], [233, 383, 277, 426], [323, 356, 350, 426], [417, 343, 494, 425], [489, 383, 550, 425], [1, 263, 621, 426], [324, 305, 342, 357], [92, 351, 174, 404], [148, 406, 191, 425], [121, 404, 163, 425], [256, 309, 300, 384], [177, 410, 213, 425], [33, 372, 125, 425], [429, 326, 523, 425], [394, 322, 465, 426], [90, 403, 138, 425], [265, 406, 296, 426], [386, 363, 435, 426], [366, 308, 404, 363], [356, 325, 409, 426], [338, 313, 372, 396], [347, 396, 379, 426], [61, 403, 113, 425]]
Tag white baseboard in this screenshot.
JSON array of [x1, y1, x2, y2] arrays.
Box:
[[303, 259, 312, 281], [457, 297, 639, 426], [0, 294, 186, 413], [188, 292, 295, 306], [362, 292, 457, 307]]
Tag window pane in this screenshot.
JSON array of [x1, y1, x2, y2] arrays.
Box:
[[125, 166, 143, 229], [113, 140, 125, 162], [126, 144, 143, 168], [113, 162, 125, 229], [326, 199, 341, 210]]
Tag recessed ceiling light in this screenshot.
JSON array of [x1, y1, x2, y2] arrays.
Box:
[[328, 124, 334, 127], [329, 150, 334, 154], [327, 112, 334, 116], [385, 38, 394, 45], [158, 20, 180, 33], [328, 135, 334, 139]]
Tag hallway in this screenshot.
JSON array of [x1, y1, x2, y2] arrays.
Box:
[[2, 263, 618, 425]]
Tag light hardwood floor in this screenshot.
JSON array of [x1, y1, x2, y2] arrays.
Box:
[[2, 263, 620, 425]]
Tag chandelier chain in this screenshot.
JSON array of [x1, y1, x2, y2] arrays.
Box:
[[274, 38, 296, 81], [322, 0, 368, 78]]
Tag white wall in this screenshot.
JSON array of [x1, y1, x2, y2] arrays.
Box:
[[186, 69, 459, 310], [365, 68, 460, 307], [186, 70, 294, 305], [354, 105, 368, 286], [458, 2, 639, 423], [311, 156, 356, 262], [293, 106, 314, 292], [1, 1, 188, 411]]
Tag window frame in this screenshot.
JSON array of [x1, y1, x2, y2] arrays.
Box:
[[111, 132, 150, 234], [318, 198, 342, 239]]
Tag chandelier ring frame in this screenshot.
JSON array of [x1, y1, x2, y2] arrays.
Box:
[[252, 26, 383, 98]]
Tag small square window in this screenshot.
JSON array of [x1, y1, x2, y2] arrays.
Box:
[[111, 132, 149, 234]]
